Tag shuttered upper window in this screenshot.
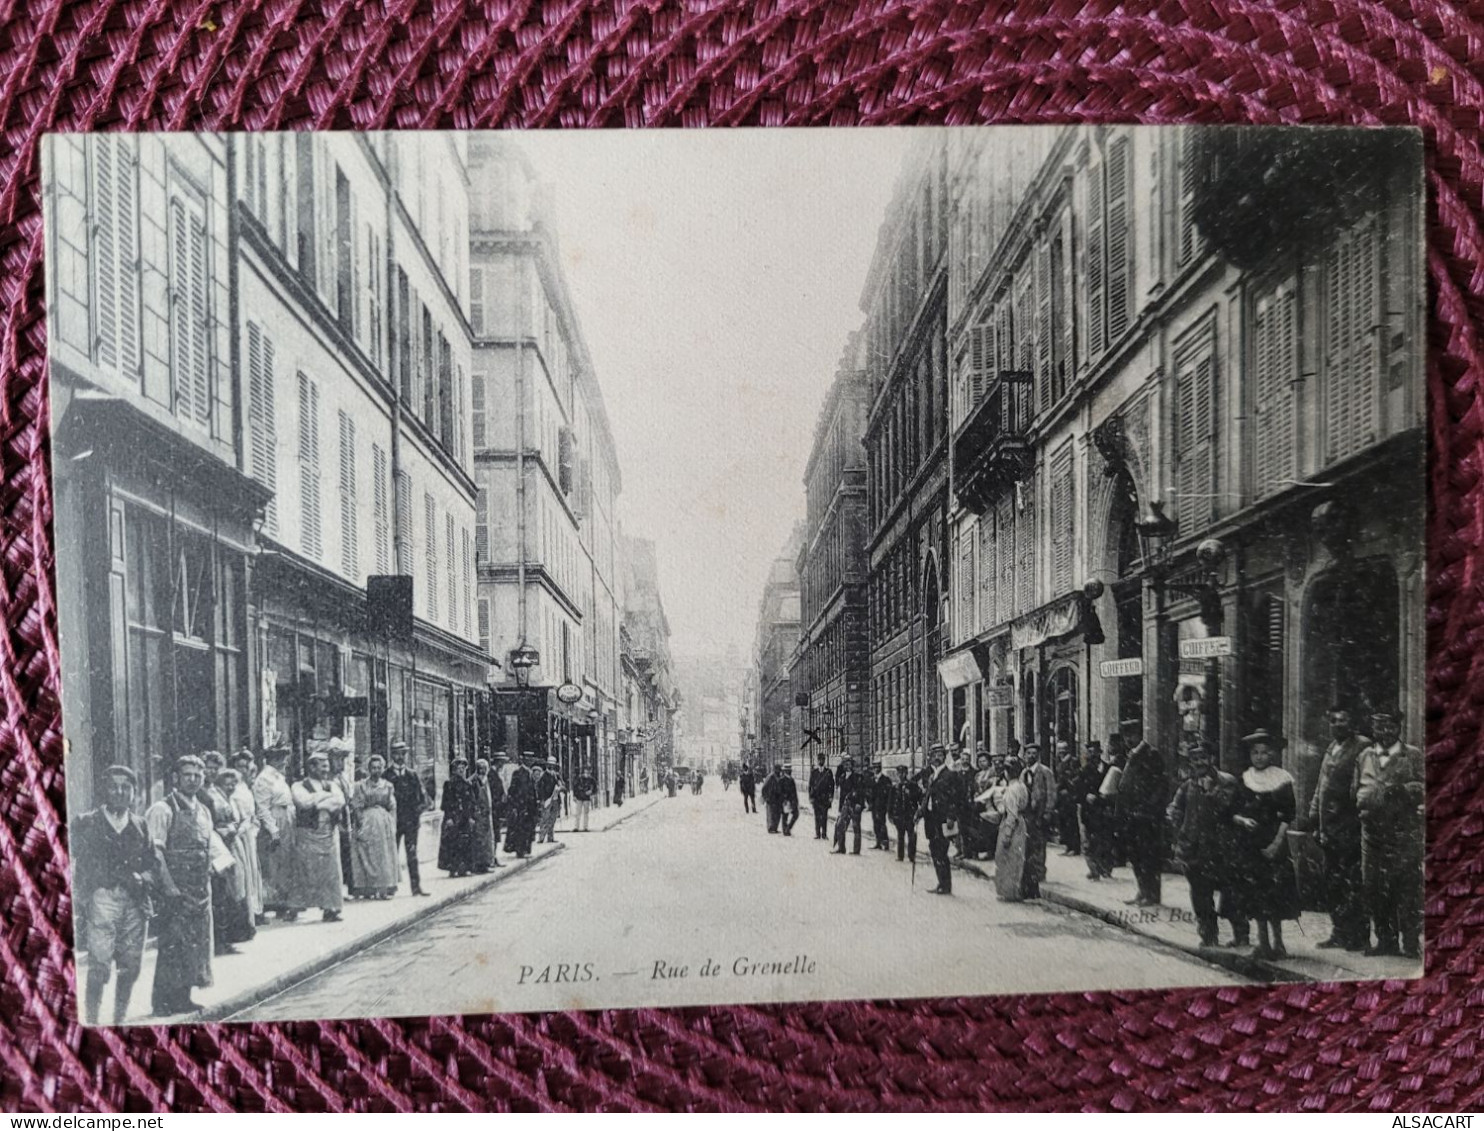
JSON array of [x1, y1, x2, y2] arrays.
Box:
[[1325, 215, 1382, 465], [1252, 278, 1299, 500], [395, 471, 412, 575], [424, 492, 439, 622], [298, 373, 322, 559], [247, 323, 278, 533], [1050, 448, 1074, 595], [372, 444, 390, 573], [338, 410, 358, 578], [168, 182, 213, 430], [91, 136, 141, 383], [1174, 325, 1218, 532]]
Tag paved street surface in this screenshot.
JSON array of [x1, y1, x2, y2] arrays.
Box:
[[235, 785, 1241, 1022]]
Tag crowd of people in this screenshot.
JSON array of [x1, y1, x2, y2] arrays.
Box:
[[736, 706, 1423, 964], [71, 739, 624, 1022]]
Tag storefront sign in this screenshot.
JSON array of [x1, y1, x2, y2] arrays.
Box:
[[936, 651, 983, 690], [1179, 636, 1234, 659], [556, 681, 584, 704], [985, 685, 1014, 709], [1099, 658, 1144, 678]]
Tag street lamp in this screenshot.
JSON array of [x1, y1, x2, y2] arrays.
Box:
[[509, 643, 541, 688]]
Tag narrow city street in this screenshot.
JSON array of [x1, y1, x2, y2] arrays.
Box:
[[234, 785, 1241, 1022]]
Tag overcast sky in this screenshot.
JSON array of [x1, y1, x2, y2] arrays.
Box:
[[512, 129, 914, 659]]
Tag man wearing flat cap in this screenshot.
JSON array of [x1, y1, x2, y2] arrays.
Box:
[[1353, 708, 1424, 959], [73, 765, 156, 1024], [385, 741, 431, 896], [146, 754, 216, 1016]]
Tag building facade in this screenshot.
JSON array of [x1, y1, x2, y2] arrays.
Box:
[[467, 137, 626, 802], [619, 533, 679, 794], [793, 338, 872, 769], [749, 526, 805, 772], [939, 125, 1425, 797], [861, 134, 953, 771]]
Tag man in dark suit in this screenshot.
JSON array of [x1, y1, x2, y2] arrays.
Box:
[[739, 764, 757, 813], [1307, 706, 1371, 950], [762, 765, 786, 833], [831, 757, 865, 855], [889, 765, 923, 864], [503, 754, 538, 858], [807, 754, 835, 839], [385, 742, 431, 896], [869, 762, 893, 851], [1354, 708, 1424, 959], [919, 744, 960, 894], [779, 766, 801, 835]]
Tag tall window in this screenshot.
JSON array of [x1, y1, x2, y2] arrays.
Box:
[[247, 322, 278, 533], [1049, 448, 1074, 594], [472, 372, 486, 449], [445, 512, 456, 632], [366, 227, 382, 367], [469, 266, 484, 336], [298, 373, 322, 559], [461, 527, 472, 639], [338, 410, 358, 578], [478, 598, 491, 657], [1174, 325, 1219, 531], [168, 181, 212, 429], [334, 167, 354, 333], [424, 492, 439, 622], [1325, 215, 1382, 464], [1253, 277, 1299, 499], [91, 136, 141, 382], [1105, 134, 1133, 342], [372, 444, 390, 573], [395, 471, 412, 575], [1176, 128, 1205, 269], [475, 485, 488, 561]]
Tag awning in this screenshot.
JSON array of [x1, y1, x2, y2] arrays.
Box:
[[1010, 594, 1083, 653], [937, 650, 983, 690]]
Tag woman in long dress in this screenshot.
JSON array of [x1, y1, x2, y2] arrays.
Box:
[[203, 759, 255, 951], [990, 760, 1030, 902], [468, 759, 496, 874], [229, 751, 265, 924], [289, 751, 347, 922], [438, 758, 476, 877], [1233, 730, 1301, 959], [350, 754, 399, 899]]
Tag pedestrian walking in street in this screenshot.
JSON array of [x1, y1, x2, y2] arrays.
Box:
[[1055, 740, 1083, 856], [779, 765, 801, 835], [695, 768, 705, 795], [469, 758, 499, 873], [1019, 744, 1057, 900], [147, 755, 215, 1016], [228, 751, 266, 925], [438, 758, 477, 877], [762, 764, 786, 833], [572, 765, 597, 831], [73, 765, 155, 1026], [1166, 741, 1245, 948], [1233, 729, 1301, 960], [253, 745, 297, 918], [919, 745, 960, 895], [739, 764, 756, 812], [536, 758, 566, 844], [869, 762, 893, 851], [1077, 742, 1113, 879], [807, 754, 834, 839], [290, 752, 348, 922], [1116, 728, 1169, 907], [1306, 707, 1372, 951], [991, 760, 1031, 903], [385, 742, 431, 897], [1355, 708, 1424, 959], [200, 753, 252, 955], [889, 765, 923, 863], [504, 755, 539, 857], [350, 754, 400, 898], [831, 756, 866, 855]]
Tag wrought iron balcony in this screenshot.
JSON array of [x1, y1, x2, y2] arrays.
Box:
[[1189, 126, 1417, 271], [952, 372, 1034, 514]]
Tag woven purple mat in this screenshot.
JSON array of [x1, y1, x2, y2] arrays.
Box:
[[3, 0, 1483, 1112]]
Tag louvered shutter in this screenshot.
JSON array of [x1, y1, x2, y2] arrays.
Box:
[[339, 410, 357, 578], [424, 492, 438, 622], [298, 373, 322, 559], [396, 472, 412, 575], [478, 599, 491, 657], [247, 324, 279, 533], [116, 139, 140, 382], [997, 495, 1015, 626], [978, 513, 997, 632], [968, 323, 993, 413], [1058, 213, 1075, 395], [470, 267, 484, 336], [372, 444, 390, 573], [472, 373, 486, 449], [1178, 130, 1201, 267], [1325, 218, 1380, 463], [475, 486, 488, 561], [1016, 476, 1036, 614], [1087, 164, 1106, 358], [1036, 238, 1052, 411], [168, 199, 192, 417], [1106, 135, 1131, 342], [1051, 453, 1073, 593], [94, 139, 118, 368], [446, 513, 456, 631], [188, 212, 210, 426], [1254, 284, 1298, 499], [461, 528, 471, 638], [1177, 351, 1217, 531], [957, 532, 975, 643]]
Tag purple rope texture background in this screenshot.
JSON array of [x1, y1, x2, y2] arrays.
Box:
[[3, 0, 1484, 1112]]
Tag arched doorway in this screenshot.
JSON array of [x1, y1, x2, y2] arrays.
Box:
[[922, 555, 942, 750], [1301, 560, 1400, 749]]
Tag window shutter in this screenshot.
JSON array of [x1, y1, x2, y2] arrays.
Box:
[[424, 491, 438, 622], [456, 364, 466, 464], [478, 598, 491, 657], [188, 211, 210, 426], [997, 494, 1015, 626], [1087, 164, 1106, 358], [1253, 283, 1298, 499], [1036, 238, 1052, 411], [94, 139, 118, 369], [372, 444, 390, 573], [957, 532, 975, 644], [978, 511, 996, 632], [1178, 130, 1201, 267], [168, 198, 191, 417], [396, 471, 412, 575], [461, 527, 471, 638], [969, 323, 992, 411], [1106, 135, 1132, 342], [339, 410, 357, 578], [298, 372, 322, 559], [475, 486, 489, 560], [446, 512, 456, 631], [116, 139, 140, 382], [1325, 217, 1380, 463], [248, 324, 279, 533], [470, 267, 484, 336], [1016, 476, 1036, 614], [1176, 348, 1217, 530], [1051, 452, 1073, 593]]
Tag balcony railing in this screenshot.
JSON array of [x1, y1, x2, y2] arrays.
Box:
[[952, 372, 1034, 514]]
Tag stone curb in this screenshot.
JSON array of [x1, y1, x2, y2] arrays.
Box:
[[594, 790, 663, 832], [195, 845, 567, 1024], [948, 855, 1315, 985]]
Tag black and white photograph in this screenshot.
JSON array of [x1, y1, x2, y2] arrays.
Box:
[[41, 125, 1426, 1027]]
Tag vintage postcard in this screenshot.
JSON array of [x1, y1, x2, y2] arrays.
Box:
[[42, 125, 1425, 1026]]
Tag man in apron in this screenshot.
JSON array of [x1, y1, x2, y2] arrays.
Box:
[[146, 754, 215, 1016]]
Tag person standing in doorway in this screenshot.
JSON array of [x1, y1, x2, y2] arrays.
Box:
[[1307, 707, 1371, 951], [1354, 708, 1424, 959], [147, 755, 215, 1016], [385, 742, 430, 896], [614, 767, 626, 807], [73, 765, 155, 1025], [807, 754, 834, 840]]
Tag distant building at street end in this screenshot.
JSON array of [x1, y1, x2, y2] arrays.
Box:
[[750, 524, 805, 773]]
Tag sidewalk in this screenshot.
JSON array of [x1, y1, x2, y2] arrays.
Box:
[[555, 787, 662, 834], [952, 849, 1421, 984]]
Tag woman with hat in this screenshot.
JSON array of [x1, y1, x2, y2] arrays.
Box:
[[1233, 728, 1301, 959], [438, 757, 477, 878]]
